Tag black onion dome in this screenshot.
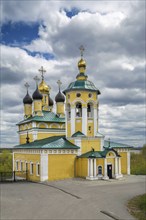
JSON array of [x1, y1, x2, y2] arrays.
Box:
[[49, 95, 54, 106], [55, 91, 65, 102], [32, 86, 43, 100], [23, 92, 33, 104]]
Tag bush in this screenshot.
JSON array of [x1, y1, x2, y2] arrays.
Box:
[[131, 144, 146, 175], [0, 150, 13, 172]]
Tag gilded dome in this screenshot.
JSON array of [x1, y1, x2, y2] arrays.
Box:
[[78, 58, 86, 68], [39, 80, 49, 93]]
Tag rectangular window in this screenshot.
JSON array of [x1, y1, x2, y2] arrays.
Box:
[[20, 162, 23, 171], [30, 163, 34, 175], [37, 164, 40, 176], [16, 161, 19, 171], [25, 162, 28, 172]]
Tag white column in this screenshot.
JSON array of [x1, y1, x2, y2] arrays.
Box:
[[127, 151, 130, 175], [90, 159, 93, 177], [40, 152, 48, 181], [93, 108, 97, 136], [115, 157, 118, 178], [82, 107, 87, 135], [103, 158, 109, 179], [71, 107, 75, 135], [118, 157, 123, 177], [93, 159, 97, 177], [32, 130, 37, 141]]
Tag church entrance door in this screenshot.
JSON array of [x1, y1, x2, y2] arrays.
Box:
[[107, 164, 112, 179]]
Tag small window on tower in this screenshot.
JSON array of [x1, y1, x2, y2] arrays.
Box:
[[76, 93, 81, 97], [88, 93, 92, 98], [68, 94, 70, 99], [76, 103, 82, 117]]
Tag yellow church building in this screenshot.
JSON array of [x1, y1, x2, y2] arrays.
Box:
[[13, 48, 132, 181]]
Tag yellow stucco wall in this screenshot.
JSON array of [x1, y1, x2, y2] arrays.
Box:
[[33, 100, 42, 112], [119, 152, 128, 174], [48, 154, 76, 180], [76, 158, 88, 177], [66, 91, 97, 103], [75, 119, 82, 132], [14, 153, 40, 181], [24, 104, 32, 117], [56, 102, 65, 115], [81, 138, 101, 153], [87, 121, 94, 136], [37, 132, 65, 140]]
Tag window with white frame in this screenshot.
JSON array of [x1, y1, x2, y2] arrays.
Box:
[[20, 161, 23, 171], [67, 104, 71, 119], [25, 162, 28, 172], [16, 161, 19, 171], [30, 163, 34, 175], [36, 163, 40, 176], [87, 103, 93, 117], [76, 102, 82, 117]]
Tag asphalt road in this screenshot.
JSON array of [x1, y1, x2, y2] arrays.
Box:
[[1, 175, 145, 220]]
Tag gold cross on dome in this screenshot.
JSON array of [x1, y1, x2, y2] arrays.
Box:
[[38, 66, 46, 80], [24, 82, 30, 91], [79, 45, 85, 57], [34, 75, 40, 85], [57, 80, 62, 91]]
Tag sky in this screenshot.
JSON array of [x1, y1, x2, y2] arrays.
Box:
[[0, 0, 145, 148]]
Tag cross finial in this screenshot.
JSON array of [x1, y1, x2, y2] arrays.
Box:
[[24, 82, 30, 92], [34, 75, 40, 85], [38, 66, 46, 80], [108, 138, 111, 148], [57, 80, 62, 91], [26, 132, 30, 144], [79, 45, 85, 58]]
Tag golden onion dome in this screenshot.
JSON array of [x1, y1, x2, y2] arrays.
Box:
[[39, 80, 49, 93], [78, 58, 86, 69]]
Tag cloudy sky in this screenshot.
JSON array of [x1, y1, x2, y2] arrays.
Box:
[[1, 0, 145, 148]]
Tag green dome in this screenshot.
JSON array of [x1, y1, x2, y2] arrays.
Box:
[[63, 80, 100, 94]]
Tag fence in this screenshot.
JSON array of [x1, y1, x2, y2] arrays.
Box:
[[0, 171, 28, 182]]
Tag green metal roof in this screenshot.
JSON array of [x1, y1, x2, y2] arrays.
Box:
[[78, 149, 120, 158], [104, 140, 133, 149], [17, 111, 65, 125], [72, 131, 86, 137], [14, 135, 80, 149], [63, 80, 100, 94]]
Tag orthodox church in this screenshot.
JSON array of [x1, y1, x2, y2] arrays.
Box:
[[13, 47, 132, 181]]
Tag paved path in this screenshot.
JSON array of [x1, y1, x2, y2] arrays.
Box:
[[1, 175, 145, 220]]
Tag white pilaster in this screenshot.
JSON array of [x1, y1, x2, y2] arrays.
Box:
[[100, 137, 104, 151], [127, 151, 130, 175], [32, 130, 37, 141], [90, 159, 93, 177], [118, 157, 123, 178], [75, 139, 82, 156], [65, 107, 68, 137], [40, 153, 48, 181], [71, 107, 75, 135], [82, 107, 87, 135], [93, 108, 97, 137]]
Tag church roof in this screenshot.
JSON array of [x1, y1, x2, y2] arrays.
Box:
[[78, 149, 120, 158], [14, 135, 80, 149], [63, 80, 100, 94], [104, 140, 133, 149], [17, 110, 65, 125]]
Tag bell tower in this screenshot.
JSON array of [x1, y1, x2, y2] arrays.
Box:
[[63, 46, 100, 138]]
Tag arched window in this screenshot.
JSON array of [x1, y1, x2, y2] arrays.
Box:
[[98, 166, 102, 175], [67, 104, 71, 119], [76, 102, 82, 117], [87, 103, 93, 117]]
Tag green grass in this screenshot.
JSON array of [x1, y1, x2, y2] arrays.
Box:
[[130, 153, 146, 175], [127, 194, 146, 220]]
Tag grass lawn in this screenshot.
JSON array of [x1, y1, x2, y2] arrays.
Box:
[[127, 194, 146, 220]]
